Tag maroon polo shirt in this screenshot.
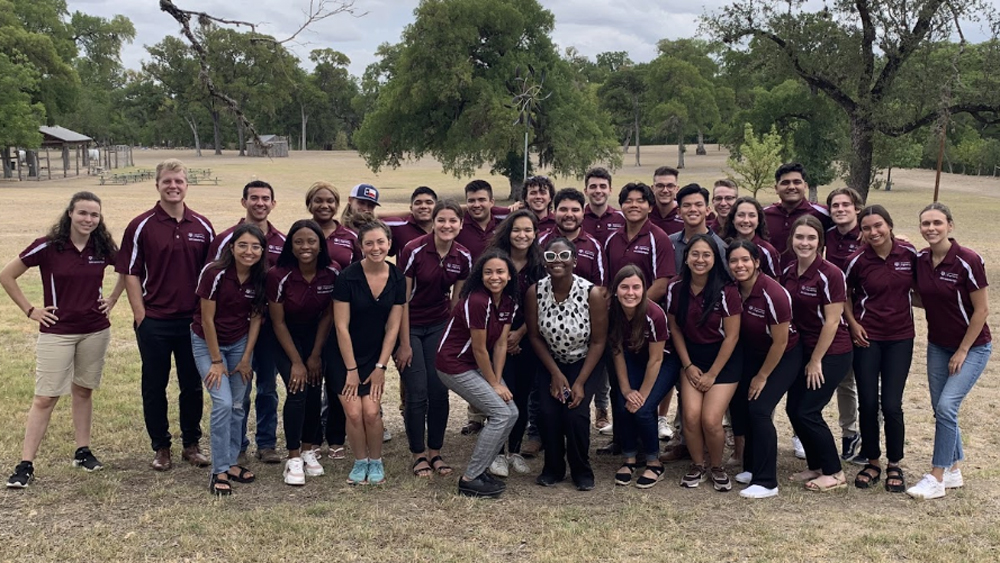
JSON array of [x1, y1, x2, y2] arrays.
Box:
[[116, 202, 215, 320], [582, 205, 626, 246], [399, 234, 473, 326], [825, 224, 862, 272], [604, 219, 676, 289], [915, 239, 991, 349], [384, 213, 430, 257], [20, 237, 113, 335], [619, 300, 671, 357], [191, 265, 257, 345], [266, 264, 340, 326], [456, 207, 509, 263], [666, 280, 742, 344], [740, 274, 798, 353], [844, 240, 917, 341], [763, 199, 832, 268], [533, 213, 556, 233], [752, 236, 780, 279], [208, 219, 286, 268], [538, 229, 607, 286], [649, 206, 685, 236], [436, 288, 517, 374], [780, 257, 852, 354], [324, 222, 361, 270]]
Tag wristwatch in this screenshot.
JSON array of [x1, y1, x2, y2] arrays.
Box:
[[375, 363, 387, 370]]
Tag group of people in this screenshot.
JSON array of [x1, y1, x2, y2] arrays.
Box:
[[2, 159, 990, 503]]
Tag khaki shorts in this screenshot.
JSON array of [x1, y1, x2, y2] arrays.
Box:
[[35, 328, 111, 397]]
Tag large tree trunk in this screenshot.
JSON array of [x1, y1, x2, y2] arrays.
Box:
[[508, 177, 525, 201], [301, 104, 309, 151], [211, 109, 222, 155], [237, 120, 246, 157], [184, 115, 202, 157], [847, 115, 875, 203], [2, 147, 11, 179], [677, 130, 685, 170], [696, 128, 707, 155], [621, 128, 632, 154]]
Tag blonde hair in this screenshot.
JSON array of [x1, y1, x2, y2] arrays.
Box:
[[305, 181, 340, 214], [156, 159, 187, 183]]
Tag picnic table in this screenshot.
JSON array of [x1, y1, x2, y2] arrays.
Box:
[[97, 169, 157, 185]]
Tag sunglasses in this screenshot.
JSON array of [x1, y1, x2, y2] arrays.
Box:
[[543, 250, 574, 263]]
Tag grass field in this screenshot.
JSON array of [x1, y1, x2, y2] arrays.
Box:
[[1, 146, 1000, 562]]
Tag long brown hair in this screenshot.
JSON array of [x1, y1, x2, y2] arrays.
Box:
[[47, 191, 118, 260], [608, 264, 650, 354]]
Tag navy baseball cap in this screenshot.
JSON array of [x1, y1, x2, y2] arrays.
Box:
[[350, 183, 381, 206]]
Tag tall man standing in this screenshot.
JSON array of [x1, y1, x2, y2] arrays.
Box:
[[522, 175, 557, 232], [763, 163, 832, 268], [384, 186, 438, 257], [207, 180, 285, 464], [581, 167, 625, 245], [117, 159, 215, 471], [709, 179, 739, 235], [648, 166, 685, 236]]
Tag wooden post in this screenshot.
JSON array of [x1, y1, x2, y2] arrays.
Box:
[[46, 147, 51, 180], [63, 145, 69, 177], [75, 145, 80, 176], [933, 118, 947, 203], [16, 148, 22, 181]]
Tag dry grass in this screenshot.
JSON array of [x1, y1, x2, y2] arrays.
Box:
[[1, 146, 1000, 562]]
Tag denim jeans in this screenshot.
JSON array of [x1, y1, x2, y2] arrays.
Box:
[[926, 342, 992, 469], [241, 321, 279, 451], [191, 332, 249, 475], [615, 352, 680, 462], [439, 369, 518, 480]]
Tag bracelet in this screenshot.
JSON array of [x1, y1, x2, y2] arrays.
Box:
[[26, 306, 34, 318], [683, 363, 693, 370], [211, 360, 224, 364], [346, 367, 358, 371]]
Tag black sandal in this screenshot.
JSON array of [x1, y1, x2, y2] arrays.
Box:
[[854, 463, 881, 489], [884, 465, 906, 493], [210, 473, 232, 496], [412, 456, 432, 477], [430, 455, 452, 476], [635, 464, 665, 489], [227, 465, 255, 483], [615, 462, 638, 486]]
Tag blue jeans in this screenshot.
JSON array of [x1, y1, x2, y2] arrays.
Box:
[[241, 321, 278, 451], [615, 352, 680, 462], [926, 342, 992, 469], [191, 332, 249, 475]]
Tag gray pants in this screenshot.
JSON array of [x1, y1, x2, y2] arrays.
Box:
[[837, 367, 859, 437], [440, 369, 519, 480]]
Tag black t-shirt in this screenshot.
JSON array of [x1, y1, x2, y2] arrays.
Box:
[[331, 261, 407, 373]]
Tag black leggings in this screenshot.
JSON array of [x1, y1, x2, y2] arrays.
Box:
[[275, 324, 323, 452], [400, 322, 449, 453], [854, 339, 913, 463], [785, 350, 853, 476], [730, 344, 803, 489], [502, 344, 538, 454]]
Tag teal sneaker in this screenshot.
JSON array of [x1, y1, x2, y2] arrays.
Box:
[[368, 459, 386, 485], [347, 459, 368, 485]]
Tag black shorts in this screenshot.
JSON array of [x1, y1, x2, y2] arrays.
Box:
[[687, 340, 744, 385]]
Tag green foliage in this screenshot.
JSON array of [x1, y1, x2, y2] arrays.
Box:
[[354, 0, 619, 193], [727, 123, 784, 197]]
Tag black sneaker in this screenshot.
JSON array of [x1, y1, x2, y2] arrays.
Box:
[[841, 435, 862, 461], [481, 471, 507, 490], [73, 447, 104, 472], [6, 461, 34, 489], [458, 474, 504, 498], [574, 475, 595, 491]]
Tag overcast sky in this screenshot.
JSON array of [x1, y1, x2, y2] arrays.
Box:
[[67, 0, 734, 77]]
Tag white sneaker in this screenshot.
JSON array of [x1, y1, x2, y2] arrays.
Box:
[[792, 435, 806, 460], [943, 468, 964, 489], [383, 428, 392, 443], [735, 471, 753, 484], [301, 449, 324, 477], [657, 416, 674, 440], [489, 454, 509, 478], [283, 457, 306, 486], [906, 474, 945, 500], [508, 453, 530, 474], [598, 422, 614, 436], [740, 484, 779, 499]]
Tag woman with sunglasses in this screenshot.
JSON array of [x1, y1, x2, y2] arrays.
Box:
[[525, 237, 608, 490]]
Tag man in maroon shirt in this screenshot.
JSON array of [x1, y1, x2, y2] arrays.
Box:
[[522, 176, 557, 232], [582, 167, 625, 245], [709, 179, 738, 235], [117, 159, 215, 471], [649, 166, 685, 236], [763, 163, 832, 268], [538, 188, 607, 287], [455, 180, 510, 263], [383, 186, 437, 257], [604, 182, 676, 304], [207, 180, 286, 463]]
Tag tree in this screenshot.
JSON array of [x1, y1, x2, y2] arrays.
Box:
[[598, 64, 647, 165], [645, 56, 718, 168], [728, 123, 784, 197], [706, 0, 1000, 201], [354, 0, 619, 199]]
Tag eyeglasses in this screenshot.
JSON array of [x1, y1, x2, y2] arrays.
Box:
[[654, 183, 678, 190], [235, 242, 263, 252], [543, 250, 573, 263], [713, 195, 737, 202]]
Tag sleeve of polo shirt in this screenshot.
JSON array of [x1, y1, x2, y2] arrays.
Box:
[[654, 230, 676, 279], [824, 267, 848, 305], [115, 219, 142, 275], [333, 270, 353, 302], [770, 284, 794, 325], [467, 291, 489, 330], [665, 281, 679, 316], [196, 266, 226, 301], [392, 266, 407, 305], [458, 249, 472, 280], [963, 249, 990, 292], [399, 243, 415, 278], [648, 303, 669, 342], [722, 283, 743, 316], [266, 268, 284, 303], [592, 236, 608, 286], [18, 239, 47, 268]]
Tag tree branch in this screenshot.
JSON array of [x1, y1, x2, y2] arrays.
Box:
[[880, 103, 1000, 135], [748, 29, 858, 112], [855, 0, 876, 98], [870, 0, 948, 103]]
